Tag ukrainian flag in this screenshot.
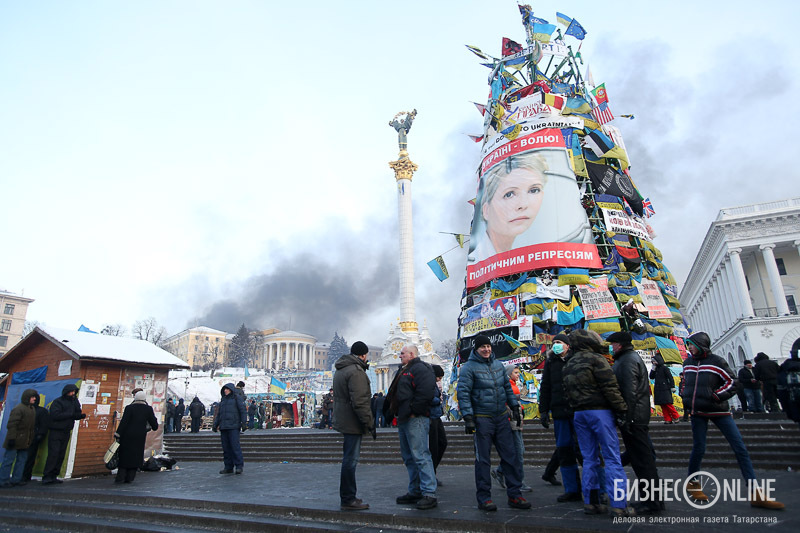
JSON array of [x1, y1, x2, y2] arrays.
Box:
[[270, 377, 287, 396]]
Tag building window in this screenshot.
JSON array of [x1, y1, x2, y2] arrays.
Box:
[[0, 336, 7, 347], [194, 345, 198, 352], [1, 320, 10, 332], [788, 295, 798, 315], [3, 304, 14, 315], [776, 258, 787, 276], [195, 335, 200, 340]]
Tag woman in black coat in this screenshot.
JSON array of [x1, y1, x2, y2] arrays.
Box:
[[649, 354, 679, 424], [113, 391, 158, 484]]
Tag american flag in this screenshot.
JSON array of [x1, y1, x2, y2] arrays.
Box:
[[642, 197, 655, 218], [592, 102, 614, 125]]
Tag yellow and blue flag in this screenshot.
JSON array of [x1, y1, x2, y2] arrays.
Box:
[[557, 296, 585, 325], [556, 12, 572, 27], [427, 256, 449, 282], [270, 377, 287, 396]]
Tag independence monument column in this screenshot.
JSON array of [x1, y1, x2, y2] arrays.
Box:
[[388, 109, 419, 340]]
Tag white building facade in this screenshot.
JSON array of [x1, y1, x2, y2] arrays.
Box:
[[681, 198, 800, 368], [261, 330, 317, 370]]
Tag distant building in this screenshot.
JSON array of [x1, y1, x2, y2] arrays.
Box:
[[260, 330, 317, 370], [681, 197, 800, 367], [161, 326, 228, 369], [0, 289, 34, 357], [314, 342, 330, 370]]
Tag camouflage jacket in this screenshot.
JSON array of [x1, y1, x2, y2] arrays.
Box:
[[562, 349, 627, 413]]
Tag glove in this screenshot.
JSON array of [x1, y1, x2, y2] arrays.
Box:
[[241, 423, 247, 432], [370, 427, 377, 440], [512, 406, 522, 426], [540, 412, 550, 429], [615, 413, 630, 432], [464, 415, 476, 435], [7, 439, 15, 449], [78, 413, 87, 420], [212, 427, 218, 433]]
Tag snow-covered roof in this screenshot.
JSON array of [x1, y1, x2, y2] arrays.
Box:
[[37, 326, 189, 368], [263, 330, 316, 341]]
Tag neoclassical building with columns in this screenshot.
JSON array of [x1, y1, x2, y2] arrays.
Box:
[[681, 197, 800, 368], [259, 330, 318, 370]]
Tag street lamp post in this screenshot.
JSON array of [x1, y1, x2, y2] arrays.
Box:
[[184, 377, 189, 399]]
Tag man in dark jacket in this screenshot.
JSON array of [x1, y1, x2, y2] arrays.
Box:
[[247, 400, 257, 430], [188, 397, 206, 433], [563, 329, 630, 516], [213, 383, 247, 475], [385, 344, 438, 510], [320, 389, 334, 429], [0, 388, 38, 487], [333, 341, 374, 511], [165, 398, 175, 434], [375, 392, 386, 428], [609, 331, 662, 514], [682, 332, 783, 509], [738, 360, 764, 412], [174, 398, 186, 433], [457, 335, 530, 512], [754, 352, 780, 412], [42, 383, 86, 485], [539, 333, 580, 501], [21, 392, 50, 483], [113, 391, 158, 484], [777, 347, 800, 427]]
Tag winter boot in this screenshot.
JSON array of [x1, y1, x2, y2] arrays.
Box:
[[750, 489, 785, 510]]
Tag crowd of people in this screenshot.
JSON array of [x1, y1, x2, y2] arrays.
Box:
[[4, 332, 798, 517]]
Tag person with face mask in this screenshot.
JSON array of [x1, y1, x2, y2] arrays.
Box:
[[538, 334, 582, 503]]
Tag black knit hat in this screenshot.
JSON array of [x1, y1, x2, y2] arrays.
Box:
[[606, 331, 632, 344], [553, 333, 571, 346], [432, 364, 445, 378], [473, 334, 492, 348], [236, 381, 245, 388], [351, 341, 369, 356]]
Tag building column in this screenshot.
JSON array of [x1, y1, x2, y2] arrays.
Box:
[[723, 256, 743, 320], [719, 263, 737, 327], [710, 283, 724, 338], [760, 244, 790, 315], [716, 267, 732, 331], [728, 248, 755, 317]]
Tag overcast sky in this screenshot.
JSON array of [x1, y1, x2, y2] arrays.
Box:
[[3, 1, 799, 349]]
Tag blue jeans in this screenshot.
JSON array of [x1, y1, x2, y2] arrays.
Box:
[[743, 389, 764, 412], [573, 410, 627, 509], [220, 429, 244, 470], [397, 416, 437, 497], [689, 415, 756, 480], [553, 417, 581, 494], [0, 448, 28, 486], [375, 412, 385, 428], [496, 430, 526, 484], [340, 433, 362, 504], [473, 413, 522, 503], [164, 416, 172, 433]]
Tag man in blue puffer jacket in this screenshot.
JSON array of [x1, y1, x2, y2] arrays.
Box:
[[457, 334, 530, 512], [213, 383, 247, 475]]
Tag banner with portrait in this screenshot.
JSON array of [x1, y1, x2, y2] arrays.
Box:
[[461, 295, 519, 336], [467, 126, 600, 289]]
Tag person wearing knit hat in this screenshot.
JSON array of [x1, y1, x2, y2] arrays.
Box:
[[428, 364, 448, 485], [539, 332, 581, 500], [113, 387, 158, 485], [681, 332, 784, 509], [609, 329, 662, 514], [457, 336, 531, 511], [333, 339, 374, 510]]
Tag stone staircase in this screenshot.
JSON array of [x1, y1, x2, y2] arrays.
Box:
[[163, 418, 800, 471]]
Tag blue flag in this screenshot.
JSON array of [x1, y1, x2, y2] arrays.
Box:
[[565, 18, 587, 40], [427, 256, 449, 282]]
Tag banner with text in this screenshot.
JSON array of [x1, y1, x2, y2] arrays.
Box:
[[576, 277, 621, 320]]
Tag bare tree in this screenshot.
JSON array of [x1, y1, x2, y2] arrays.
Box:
[[100, 324, 126, 337], [132, 317, 168, 346], [23, 320, 42, 337], [437, 338, 458, 360]]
